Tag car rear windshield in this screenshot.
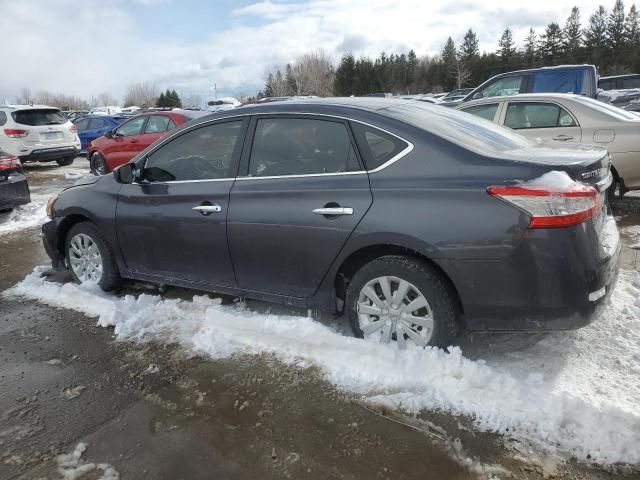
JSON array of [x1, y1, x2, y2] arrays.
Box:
[[573, 96, 639, 121], [12, 109, 67, 126], [386, 102, 531, 154]]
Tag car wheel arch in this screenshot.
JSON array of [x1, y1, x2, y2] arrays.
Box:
[[333, 243, 465, 321], [56, 214, 92, 260]]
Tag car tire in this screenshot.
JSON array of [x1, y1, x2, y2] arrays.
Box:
[[56, 157, 74, 167], [90, 153, 109, 176], [346, 255, 460, 349], [65, 221, 121, 291]]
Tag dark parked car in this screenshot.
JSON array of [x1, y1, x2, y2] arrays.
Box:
[[42, 98, 620, 349], [0, 148, 30, 212], [598, 74, 640, 90], [444, 65, 599, 107], [73, 115, 127, 153]]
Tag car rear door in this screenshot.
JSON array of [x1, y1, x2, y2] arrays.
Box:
[[73, 117, 91, 150], [227, 115, 372, 298], [115, 118, 248, 287], [501, 101, 582, 143]]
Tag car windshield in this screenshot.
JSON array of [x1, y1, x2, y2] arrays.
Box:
[[573, 96, 639, 120], [12, 109, 67, 126], [386, 102, 532, 153]]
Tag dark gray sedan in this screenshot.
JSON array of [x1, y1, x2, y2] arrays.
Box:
[[42, 98, 620, 348]]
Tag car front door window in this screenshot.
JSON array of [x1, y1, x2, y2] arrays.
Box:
[[477, 76, 524, 99], [143, 121, 243, 182], [116, 117, 145, 136]]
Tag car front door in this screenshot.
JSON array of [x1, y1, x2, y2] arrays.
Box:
[[137, 114, 176, 154], [107, 116, 147, 167], [228, 115, 372, 298], [115, 118, 248, 287], [501, 101, 582, 143]]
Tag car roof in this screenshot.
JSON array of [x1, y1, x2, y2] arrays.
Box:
[[0, 104, 60, 111], [456, 93, 584, 108], [599, 73, 640, 80]]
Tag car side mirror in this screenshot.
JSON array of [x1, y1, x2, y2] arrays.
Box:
[[115, 163, 136, 184], [104, 130, 114, 139]]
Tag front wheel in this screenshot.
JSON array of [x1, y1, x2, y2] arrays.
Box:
[[65, 222, 121, 291], [56, 157, 74, 166], [90, 153, 109, 176], [346, 255, 460, 349]]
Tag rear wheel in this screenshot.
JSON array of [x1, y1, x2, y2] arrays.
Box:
[[90, 152, 109, 175], [346, 255, 460, 349], [56, 157, 74, 167], [65, 222, 121, 291]]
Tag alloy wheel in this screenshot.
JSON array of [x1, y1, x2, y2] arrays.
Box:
[[68, 233, 103, 283]]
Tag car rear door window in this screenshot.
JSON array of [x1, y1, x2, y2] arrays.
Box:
[[74, 118, 90, 131], [460, 103, 500, 121], [88, 118, 107, 130], [116, 117, 146, 136], [144, 115, 171, 134], [143, 121, 243, 182], [248, 118, 359, 177], [350, 122, 409, 170], [504, 102, 577, 129], [621, 76, 640, 89]]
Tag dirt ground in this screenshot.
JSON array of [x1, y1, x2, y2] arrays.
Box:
[[0, 159, 638, 479]]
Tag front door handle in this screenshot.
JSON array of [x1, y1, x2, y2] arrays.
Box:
[[553, 135, 574, 141], [313, 207, 353, 216], [193, 204, 222, 213]]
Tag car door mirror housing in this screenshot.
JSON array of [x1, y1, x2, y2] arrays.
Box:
[[115, 163, 136, 184]]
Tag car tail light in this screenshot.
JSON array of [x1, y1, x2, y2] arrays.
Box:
[[487, 183, 600, 229], [0, 155, 21, 171], [3, 128, 28, 138], [69, 125, 77, 134]]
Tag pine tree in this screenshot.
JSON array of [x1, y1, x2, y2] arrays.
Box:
[[498, 27, 516, 66], [170, 89, 182, 108], [563, 7, 583, 61], [156, 92, 165, 107], [285, 63, 297, 96], [407, 49, 418, 90], [608, 0, 627, 49], [334, 53, 356, 96], [539, 22, 563, 64], [625, 4, 640, 45], [585, 5, 609, 49], [524, 28, 538, 66], [264, 73, 274, 97], [459, 29, 479, 60], [441, 37, 458, 89]]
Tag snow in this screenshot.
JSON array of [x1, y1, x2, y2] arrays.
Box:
[[522, 170, 576, 191], [597, 88, 640, 104], [4, 268, 640, 466], [0, 194, 48, 236], [56, 443, 119, 480]]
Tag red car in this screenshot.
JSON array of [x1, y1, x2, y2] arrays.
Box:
[[87, 111, 201, 175]]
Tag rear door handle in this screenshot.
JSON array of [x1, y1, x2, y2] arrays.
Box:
[[553, 135, 574, 141], [193, 204, 222, 213], [313, 207, 353, 216]]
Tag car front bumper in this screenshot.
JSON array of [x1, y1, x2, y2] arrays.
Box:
[[0, 173, 30, 210]]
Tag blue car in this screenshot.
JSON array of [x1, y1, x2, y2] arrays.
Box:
[[72, 115, 127, 153]]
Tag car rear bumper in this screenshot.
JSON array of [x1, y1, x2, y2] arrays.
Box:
[[20, 146, 79, 163], [0, 173, 30, 210], [442, 215, 622, 331]]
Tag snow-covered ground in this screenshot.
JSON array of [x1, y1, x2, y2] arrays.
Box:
[[4, 267, 640, 467], [0, 193, 49, 236]]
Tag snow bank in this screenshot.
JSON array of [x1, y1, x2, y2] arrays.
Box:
[[57, 443, 119, 480], [0, 194, 48, 236], [4, 268, 640, 466]]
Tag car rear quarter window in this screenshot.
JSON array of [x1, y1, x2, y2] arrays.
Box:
[[350, 122, 408, 170], [504, 102, 577, 129], [248, 118, 360, 177], [143, 121, 244, 182], [0, 111, 8, 126], [144, 115, 171, 134], [116, 116, 146, 136], [88, 118, 107, 129], [74, 118, 90, 130], [460, 103, 500, 122], [12, 109, 66, 126]]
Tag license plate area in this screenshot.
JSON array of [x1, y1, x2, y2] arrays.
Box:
[[40, 131, 63, 141]]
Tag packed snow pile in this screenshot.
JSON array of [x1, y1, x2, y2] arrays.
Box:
[[0, 194, 48, 236], [56, 442, 119, 480], [597, 88, 640, 107], [4, 268, 640, 466]]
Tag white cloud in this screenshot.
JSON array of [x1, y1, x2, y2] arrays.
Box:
[[0, 0, 606, 103]]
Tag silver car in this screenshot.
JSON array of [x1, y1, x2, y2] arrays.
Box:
[[456, 93, 640, 196]]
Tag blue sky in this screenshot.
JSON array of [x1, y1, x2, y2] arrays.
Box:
[[1, 0, 609, 104]]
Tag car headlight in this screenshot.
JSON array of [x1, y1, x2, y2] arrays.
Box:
[[46, 195, 59, 218]]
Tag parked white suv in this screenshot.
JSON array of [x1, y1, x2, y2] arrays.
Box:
[[0, 105, 81, 166]]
